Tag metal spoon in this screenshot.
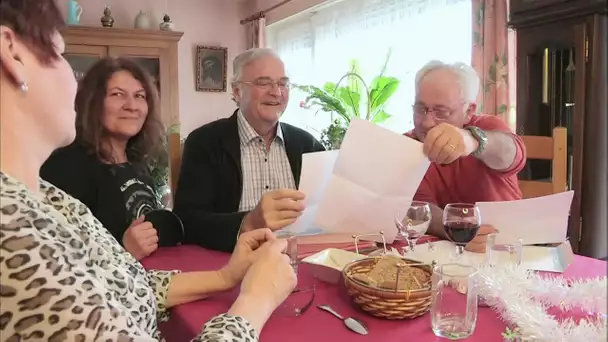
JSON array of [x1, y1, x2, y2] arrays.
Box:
[[317, 304, 369, 335]]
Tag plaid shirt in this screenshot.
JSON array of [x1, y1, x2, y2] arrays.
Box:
[[237, 111, 296, 212]]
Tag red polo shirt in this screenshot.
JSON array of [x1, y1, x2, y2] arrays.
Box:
[[406, 115, 526, 209]]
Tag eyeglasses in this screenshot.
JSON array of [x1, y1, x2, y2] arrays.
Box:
[[241, 77, 291, 91], [412, 105, 454, 120]]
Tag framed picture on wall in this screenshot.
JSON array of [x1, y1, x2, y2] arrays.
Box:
[[196, 45, 227, 92]]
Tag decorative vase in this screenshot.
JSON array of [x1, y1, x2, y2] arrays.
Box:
[[134, 10, 151, 29], [101, 6, 114, 27], [66, 0, 83, 25], [159, 14, 175, 31]]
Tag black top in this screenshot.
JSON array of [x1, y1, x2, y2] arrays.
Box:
[[173, 110, 325, 252], [40, 142, 161, 243]]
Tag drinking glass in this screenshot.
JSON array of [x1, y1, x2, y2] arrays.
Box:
[[394, 201, 432, 251], [443, 203, 481, 263], [276, 231, 298, 276], [485, 233, 523, 267], [431, 264, 478, 340]]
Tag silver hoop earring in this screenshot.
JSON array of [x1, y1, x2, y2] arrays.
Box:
[[19, 81, 29, 93]]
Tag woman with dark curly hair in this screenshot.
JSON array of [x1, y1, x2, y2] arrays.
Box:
[[41, 57, 174, 260], [1, 1, 296, 341]]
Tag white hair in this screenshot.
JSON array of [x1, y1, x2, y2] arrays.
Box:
[[415, 60, 480, 104], [231, 47, 281, 85]]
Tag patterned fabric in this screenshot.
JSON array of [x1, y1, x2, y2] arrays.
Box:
[[471, 0, 516, 130], [237, 111, 296, 212], [0, 171, 256, 342]]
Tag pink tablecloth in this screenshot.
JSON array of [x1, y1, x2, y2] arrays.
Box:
[[141, 245, 607, 342]]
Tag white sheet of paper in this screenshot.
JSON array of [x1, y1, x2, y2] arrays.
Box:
[[476, 190, 574, 245], [280, 150, 339, 236], [314, 118, 431, 242], [404, 240, 574, 273]]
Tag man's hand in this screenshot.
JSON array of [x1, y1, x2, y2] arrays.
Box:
[[423, 123, 479, 164], [242, 189, 305, 232], [122, 216, 159, 260], [220, 229, 276, 287], [464, 224, 498, 253]]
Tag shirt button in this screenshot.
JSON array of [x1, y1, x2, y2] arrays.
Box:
[[265, 185, 269, 189], [258, 138, 263, 143], [264, 158, 268, 162]]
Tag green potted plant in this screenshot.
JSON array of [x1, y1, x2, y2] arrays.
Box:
[[295, 51, 400, 149]]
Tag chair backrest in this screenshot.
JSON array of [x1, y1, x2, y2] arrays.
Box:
[[169, 132, 183, 194], [519, 127, 568, 198]]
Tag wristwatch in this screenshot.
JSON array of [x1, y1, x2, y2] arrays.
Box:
[[465, 126, 488, 157]]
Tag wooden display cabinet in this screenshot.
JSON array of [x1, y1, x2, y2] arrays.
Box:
[[509, 0, 607, 257], [61, 26, 184, 194]]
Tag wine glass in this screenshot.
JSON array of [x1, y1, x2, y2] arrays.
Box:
[[443, 203, 481, 263], [394, 201, 432, 252]]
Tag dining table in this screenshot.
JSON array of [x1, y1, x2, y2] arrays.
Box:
[[141, 244, 607, 342]]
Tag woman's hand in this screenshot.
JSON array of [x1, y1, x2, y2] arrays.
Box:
[[465, 224, 498, 253], [219, 228, 275, 288], [122, 216, 158, 260], [227, 239, 297, 333]]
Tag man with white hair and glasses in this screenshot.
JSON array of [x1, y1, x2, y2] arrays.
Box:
[[174, 48, 324, 252], [406, 60, 526, 252]]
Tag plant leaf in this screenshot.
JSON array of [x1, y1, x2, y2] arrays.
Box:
[[370, 76, 399, 111], [337, 86, 361, 118], [371, 110, 391, 123]]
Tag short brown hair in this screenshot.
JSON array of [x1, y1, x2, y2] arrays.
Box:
[[75, 57, 165, 168], [0, 0, 64, 66]]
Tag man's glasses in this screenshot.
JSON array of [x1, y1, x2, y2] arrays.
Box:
[[412, 105, 453, 120], [240, 77, 291, 91]]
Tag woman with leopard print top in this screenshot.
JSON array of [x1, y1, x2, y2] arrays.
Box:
[[0, 1, 297, 341]]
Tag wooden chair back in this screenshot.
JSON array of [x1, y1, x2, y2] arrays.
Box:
[[519, 127, 568, 198], [169, 132, 183, 194]]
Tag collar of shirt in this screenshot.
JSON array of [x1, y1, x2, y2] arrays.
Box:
[[237, 109, 284, 146]]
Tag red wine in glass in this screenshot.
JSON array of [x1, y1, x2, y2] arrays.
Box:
[[444, 221, 480, 245]]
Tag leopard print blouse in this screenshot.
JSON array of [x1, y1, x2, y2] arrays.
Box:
[[0, 172, 258, 342]]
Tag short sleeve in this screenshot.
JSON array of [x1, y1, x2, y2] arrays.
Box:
[[147, 269, 180, 322], [193, 314, 259, 342]]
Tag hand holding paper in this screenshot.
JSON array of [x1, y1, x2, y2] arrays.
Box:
[[243, 189, 305, 233], [279, 150, 339, 236]]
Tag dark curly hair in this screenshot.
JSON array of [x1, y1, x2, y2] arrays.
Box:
[[0, 0, 64, 66], [75, 57, 165, 169]]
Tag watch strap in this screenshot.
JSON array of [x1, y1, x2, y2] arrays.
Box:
[[465, 126, 488, 157]]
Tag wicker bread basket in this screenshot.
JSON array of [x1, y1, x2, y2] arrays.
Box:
[[342, 256, 434, 319]]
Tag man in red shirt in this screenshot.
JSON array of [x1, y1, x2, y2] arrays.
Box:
[[406, 61, 526, 252]]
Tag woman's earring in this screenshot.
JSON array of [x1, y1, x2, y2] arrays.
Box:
[[19, 81, 29, 93]]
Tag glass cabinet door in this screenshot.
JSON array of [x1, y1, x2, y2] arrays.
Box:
[[64, 45, 107, 82]]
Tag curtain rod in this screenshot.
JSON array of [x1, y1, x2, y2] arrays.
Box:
[[240, 0, 293, 24]]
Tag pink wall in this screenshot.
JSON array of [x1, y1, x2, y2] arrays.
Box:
[[243, 0, 328, 24], [57, 0, 246, 136]]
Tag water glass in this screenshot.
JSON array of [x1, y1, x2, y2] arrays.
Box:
[[394, 201, 432, 251], [485, 233, 523, 267], [277, 231, 298, 276], [431, 264, 478, 340]]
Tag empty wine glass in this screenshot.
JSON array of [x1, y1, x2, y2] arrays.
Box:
[[394, 201, 432, 252], [443, 203, 481, 263]]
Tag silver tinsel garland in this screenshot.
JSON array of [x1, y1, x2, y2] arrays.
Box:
[[475, 264, 607, 341]]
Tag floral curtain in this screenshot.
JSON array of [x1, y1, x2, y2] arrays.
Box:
[[245, 17, 267, 49], [472, 0, 516, 129]]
